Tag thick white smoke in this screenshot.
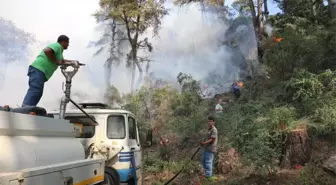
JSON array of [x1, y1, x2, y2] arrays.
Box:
[[99, 2, 259, 97], [141, 3, 258, 96]]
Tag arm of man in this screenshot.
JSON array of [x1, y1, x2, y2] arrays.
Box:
[[44, 47, 64, 65], [203, 128, 217, 144], [44, 44, 73, 65], [203, 138, 215, 145]]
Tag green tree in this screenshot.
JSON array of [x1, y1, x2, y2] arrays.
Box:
[[273, 0, 329, 24], [94, 0, 168, 93], [104, 85, 123, 106], [89, 18, 127, 88], [232, 0, 252, 16]]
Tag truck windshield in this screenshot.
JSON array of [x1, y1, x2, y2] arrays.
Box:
[[107, 115, 126, 139]]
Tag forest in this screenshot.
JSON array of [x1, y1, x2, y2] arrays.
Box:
[[89, 0, 336, 184], [1, 0, 336, 184], [92, 0, 336, 184]]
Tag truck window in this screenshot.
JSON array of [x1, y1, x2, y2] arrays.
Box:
[[107, 115, 126, 139], [64, 116, 96, 138], [128, 117, 137, 140]]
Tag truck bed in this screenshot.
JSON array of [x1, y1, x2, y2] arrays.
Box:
[[0, 158, 104, 185]]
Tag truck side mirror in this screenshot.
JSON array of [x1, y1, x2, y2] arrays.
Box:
[[145, 129, 152, 147], [139, 128, 152, 147]]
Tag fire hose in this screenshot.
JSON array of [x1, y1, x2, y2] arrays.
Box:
[[163, 146, 202, 185]]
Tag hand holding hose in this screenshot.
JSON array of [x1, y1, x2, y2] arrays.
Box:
[[69, 60, 79, 66], [60, 60, 85, 81], [63, 60, 85, 67]]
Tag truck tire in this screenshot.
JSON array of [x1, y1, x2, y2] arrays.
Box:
[[101, 168, 120, 185], [127, 178, 135, 185]]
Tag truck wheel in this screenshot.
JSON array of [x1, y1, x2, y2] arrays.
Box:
[[127, 178, 135, 185], [101, 168, 120, 185]]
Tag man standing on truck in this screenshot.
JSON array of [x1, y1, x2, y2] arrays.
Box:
[[22, 35, 78, 107], [200, 116, 218, 180]]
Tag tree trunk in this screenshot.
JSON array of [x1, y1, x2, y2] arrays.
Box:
[[145, 61, 150, 77], [248, 0, 265, 59], [257, 0, 263, 32], [135, 62, 143, 91], [257, 0, 265, 58], [312, 0, 317, 17], [130, 64, 136, 94], [280, 128, 312, 168], [283, 0, 289, 14], [328, 0, 336, 19], [130, 47, 138, 94], [104, 61, 112, 88], [263, 0, 269, 20], [248, 0, 257, 27]]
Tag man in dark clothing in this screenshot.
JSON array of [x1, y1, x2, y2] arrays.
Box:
[[232, 81, 241, 99]]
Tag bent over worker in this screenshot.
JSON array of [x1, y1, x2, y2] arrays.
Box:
[[200, 116, 218, 178], [232, 81, 241, 99], [22, 35, 78, 107]]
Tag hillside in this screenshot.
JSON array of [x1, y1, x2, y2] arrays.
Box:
[[99, 0, 336, 185]]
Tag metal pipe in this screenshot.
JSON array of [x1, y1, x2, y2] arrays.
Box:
[[58, 62, 86, 119], [59, 81, 72, 119]]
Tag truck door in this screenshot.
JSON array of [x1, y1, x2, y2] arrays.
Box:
[[127, 116, 142, 182]]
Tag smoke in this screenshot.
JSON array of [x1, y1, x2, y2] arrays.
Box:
[[139, 3, 258, 96], [0, 0, 106, 109], [265, 23, 273, 37], [0, 41, 104, 110], [87, 2, 259, 97]]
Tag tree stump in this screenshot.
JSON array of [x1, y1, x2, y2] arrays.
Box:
[[280, 128, 312, 168], [217, 148, 236, 174]]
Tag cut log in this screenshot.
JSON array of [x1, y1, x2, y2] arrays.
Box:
[[280, 128, 312, 168]]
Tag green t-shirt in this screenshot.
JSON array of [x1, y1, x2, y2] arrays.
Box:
[[31, 42, 64, 80]]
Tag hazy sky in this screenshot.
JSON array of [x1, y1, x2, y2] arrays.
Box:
[[0, 0, 280, 109]]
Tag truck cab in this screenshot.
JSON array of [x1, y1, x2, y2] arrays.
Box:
[[49, 102, 150, 185]]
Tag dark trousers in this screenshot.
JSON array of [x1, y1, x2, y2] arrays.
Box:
[[22, 66, 46, 107], [233, 88, 241, 98]]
